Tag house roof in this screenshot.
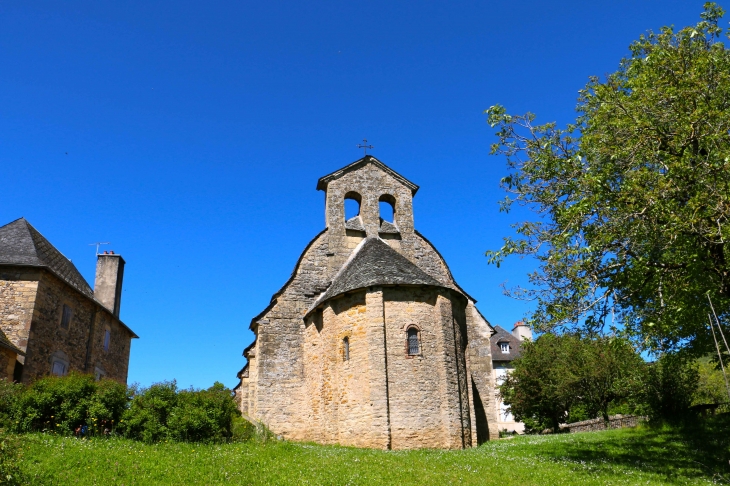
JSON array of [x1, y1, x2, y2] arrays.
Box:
[[0, 329, 24, 356], [0, 218, 94, 298], [490, 325, 523, 361], [0, 218, 138, 339], [316, 155, 420, 195], [307, 237, 448, 316]]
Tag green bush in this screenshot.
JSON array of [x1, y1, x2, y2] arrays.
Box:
[[13, 373, 128, 434], [0, 380, 22, 430], [231, 416, 256, 441], [119, 381, 240, 444], [118, 381, 176, 443]]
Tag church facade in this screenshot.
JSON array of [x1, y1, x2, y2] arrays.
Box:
[[235, 156, 499, 449]]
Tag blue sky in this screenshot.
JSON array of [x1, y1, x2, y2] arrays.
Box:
[[0, 1, 708, 388]]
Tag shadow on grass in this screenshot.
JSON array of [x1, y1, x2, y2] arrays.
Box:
[[535, 415, 730, 483]]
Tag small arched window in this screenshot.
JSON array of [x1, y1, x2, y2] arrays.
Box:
[[378, 194, 396, 223], [407, 327, 420, 356], [344, 192, 362, 221], [343, 337, 350, 361]]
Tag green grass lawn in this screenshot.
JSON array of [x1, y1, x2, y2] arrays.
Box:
[[16, 417, 730, 485]]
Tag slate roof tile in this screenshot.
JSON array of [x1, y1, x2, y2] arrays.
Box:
[[308, 237, 445, 314], [345, 216, 365, 232], [0, 218, 94, 298], [378, 219, 399, 234], [490, 325, 523, 361]]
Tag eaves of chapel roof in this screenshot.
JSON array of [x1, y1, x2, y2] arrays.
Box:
[[316, 155, 420, 195], [306, 237, 454, 317]]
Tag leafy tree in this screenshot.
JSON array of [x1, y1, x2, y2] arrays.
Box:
[[693, 356, 730, 406], [486, 3, 730, 351], [574, 336, 645, 423], [500, 333, 579, 433], [500, 333, 644, 432], [643, 353, 699, 421]]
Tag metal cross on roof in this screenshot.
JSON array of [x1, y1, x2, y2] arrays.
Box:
[[357, 139, 374, 156]]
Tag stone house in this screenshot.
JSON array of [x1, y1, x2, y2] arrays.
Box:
[[491, 321, 532, 434], [234, 156, 500, 449], [0, 218, 137, 384], [0, 329, 24, 381]]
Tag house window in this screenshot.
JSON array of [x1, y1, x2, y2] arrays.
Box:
[[407, 327, 420, 356], [51, 360, 67, 376], [103, 328, 111, 352], [51, 350, 69, 376], [343, 337, 350, 361], [500, 342, 509, 353], [60, 304, 73, 329]]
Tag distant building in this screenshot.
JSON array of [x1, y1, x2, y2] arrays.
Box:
[[0, 218, 137, 384], [491, 321, 532, 434], [235, 156, 500, 449]]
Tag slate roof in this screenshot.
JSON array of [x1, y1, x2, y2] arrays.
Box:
[[0, 329, 24, 356], [490, 325, 523, 361], [316, 155, 420, 195], [379, 219, 399, 234], [307, 237, 447, 315], [0, 218, 94, 298], [345, 216, 365, 232]]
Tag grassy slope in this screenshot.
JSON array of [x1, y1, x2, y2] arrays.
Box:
[[18, 419, 730, 485]]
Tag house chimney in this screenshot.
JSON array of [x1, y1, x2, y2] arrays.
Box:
[[512, 321, 532, 341], [94, 253, 125, 318]]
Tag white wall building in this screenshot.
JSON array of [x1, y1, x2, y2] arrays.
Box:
[[490, 321, 532, 434]]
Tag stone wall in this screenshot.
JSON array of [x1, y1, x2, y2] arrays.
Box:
[[384, 287, 471, 449], [0, 347, 15, 380], [298, 287, 473, 449], [465, 303, 500, 441], [302, 291, 380, 446], [87, 307, 132, 383], [23, 271, 97, 382], [0, 267, 41, 359], [0, 267, 132, 384], [562, 415, 647, 433], [235, 373, 249, 416]]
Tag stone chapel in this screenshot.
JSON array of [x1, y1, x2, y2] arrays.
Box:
[[234, 156, 500, 449]]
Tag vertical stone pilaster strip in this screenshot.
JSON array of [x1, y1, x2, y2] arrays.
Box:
[[365, 288, 391, 449], [435, 293, 463, 448]]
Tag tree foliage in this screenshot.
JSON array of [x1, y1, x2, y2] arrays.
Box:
[[642, 353, 699, 421], [486, 3, 730, 351], [499, 334, 644, 432], [693, 356, 730, 406]]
